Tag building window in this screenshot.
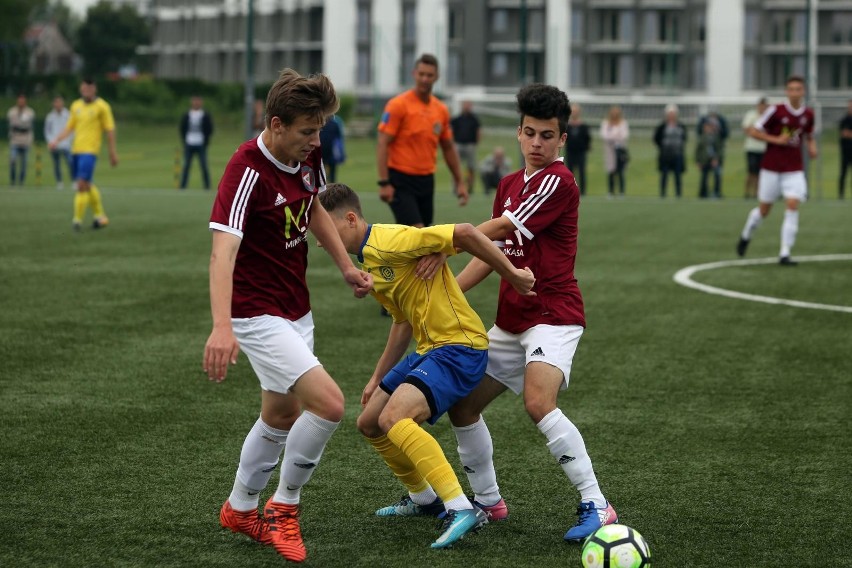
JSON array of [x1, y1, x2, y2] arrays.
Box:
[[357, 2, 371, 43], [598, 10, 620, 41], [768, 55, 805, 87], [403, 2, 416, 43], [768, 12, 806, 44], [571, 8, 584, 42], [742, 55, 757, 89], [493, 9, 508, 33], [449, 6, 463, 41], [644, 54, 679, 87], [829, 12, 852, 44], [743, 10, 759, 46], [447, 50, 461, 85], [357, 48, 371, 85], [492, 53, 508, 78], [644, 10, 679, 43], [693, 9, 705, 43], [693, 54, 705, 90], [571, 54, 583, 86]]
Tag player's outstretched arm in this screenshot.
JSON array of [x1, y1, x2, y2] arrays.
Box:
[[204, 230, 241, 382], [362, 321, 413, 407], [309, 201, 373, 297], [453, 223, 535, 296]]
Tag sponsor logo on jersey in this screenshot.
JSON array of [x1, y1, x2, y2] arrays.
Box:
[[300, 165, 317, 193], [379, 266, 395, 281], [504, 248, 525, 257], [275, 193, 286, 206], [558, 454, 576, 464], [531, 347, 545, 357]]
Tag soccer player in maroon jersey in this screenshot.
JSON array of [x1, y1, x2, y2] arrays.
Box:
[[203, 69, 372, 563], [737, 75, 818, 265], [437, 83, 617, 542]]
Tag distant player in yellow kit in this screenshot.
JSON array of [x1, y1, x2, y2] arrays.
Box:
[[49, 78, 118, 231]]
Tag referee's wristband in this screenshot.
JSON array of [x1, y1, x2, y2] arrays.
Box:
[[377, 179, 391, 187]]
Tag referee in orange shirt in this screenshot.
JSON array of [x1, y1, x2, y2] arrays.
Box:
[[377, 53, 468, 227]]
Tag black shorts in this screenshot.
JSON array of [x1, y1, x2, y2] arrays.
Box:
[[746, 152, 764, 175], [388, 169, 435, 226]]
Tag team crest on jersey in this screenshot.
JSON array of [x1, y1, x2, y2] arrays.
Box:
[[300, 165, 317, 193], [378, 266, 395, 282], [433, 122, 441, 135]]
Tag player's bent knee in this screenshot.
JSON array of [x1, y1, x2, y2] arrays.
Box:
[[356, 412, 383, 438], [523, 397, 556, 424]]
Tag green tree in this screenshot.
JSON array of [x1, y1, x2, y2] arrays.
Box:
[[77, 0, 150, 75]]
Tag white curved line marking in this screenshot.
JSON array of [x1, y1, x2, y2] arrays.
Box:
[[673, 254, 852, 313]]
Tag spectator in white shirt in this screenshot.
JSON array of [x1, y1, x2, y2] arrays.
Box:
[[44, 95, 73, 189]]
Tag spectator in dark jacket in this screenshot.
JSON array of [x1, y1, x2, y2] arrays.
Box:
[[565, 103, 591, 195], [320, 115, 346, 183], [653, 104, 688, 198], [179, 96, 214, 189]]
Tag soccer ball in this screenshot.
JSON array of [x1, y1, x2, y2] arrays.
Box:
[[581, 524, 651, 568]]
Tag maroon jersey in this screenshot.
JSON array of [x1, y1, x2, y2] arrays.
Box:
[[492, 158, 585, 334], [209, 136, 326, 320], [754, 102, 814, 173]]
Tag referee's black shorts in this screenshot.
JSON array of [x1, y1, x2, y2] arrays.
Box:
[[388, 169, 435, 227]]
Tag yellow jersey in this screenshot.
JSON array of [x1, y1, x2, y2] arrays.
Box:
[[359, 224, 488, 354], [67, 98, 115, 155]]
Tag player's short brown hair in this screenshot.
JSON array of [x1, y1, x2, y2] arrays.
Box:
[[786, 74, 806, 86], [415, 53, 439, 70], [319, 183, 364, 219], [266, 68, 339, 128]]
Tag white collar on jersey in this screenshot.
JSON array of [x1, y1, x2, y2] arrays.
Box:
[[524, 156, 564, 183], [257, 131, 300, 173], [783, 100, 807, 117]]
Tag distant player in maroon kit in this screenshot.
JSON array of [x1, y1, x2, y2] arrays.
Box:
[[737, 75, 818, 265], [441, 83, 618, 542], [203, 69, 372, 563]]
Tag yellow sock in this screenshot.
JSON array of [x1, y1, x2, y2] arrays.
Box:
[[88, 184, 107, 219], [73, 191, 90, 223], [386, 418, 463, 504], [366, 434, 429, 494]]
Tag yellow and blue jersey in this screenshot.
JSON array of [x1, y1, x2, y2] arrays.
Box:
[[67, 98, 115, 155], [359, 224, 488, 355]]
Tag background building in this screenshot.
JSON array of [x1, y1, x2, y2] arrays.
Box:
[[142, 0, 850, 115]]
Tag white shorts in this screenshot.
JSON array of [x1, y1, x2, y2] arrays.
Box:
[[485, 324, 584, 395], [758, 169, 807, 203], [231, 313, 321, 394]]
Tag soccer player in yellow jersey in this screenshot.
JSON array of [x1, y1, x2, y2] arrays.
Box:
[[318, 183, 534, 549], [49, 78, 118, 231]]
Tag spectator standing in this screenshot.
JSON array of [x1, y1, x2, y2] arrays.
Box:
[[179, 96, 214, 190], [44, 95, 72, 189], [479, 146, 511, 195], [319, 114, 345, 183], [252, 99, 265, 138], [7, 94, 35, 186], [697, 110, 729, 196], [376, 53, 468, 228], [600, 105, 629, 197], [653, 104, 688, 198], [742, 98, 769, 199], [451, 100, 481, 194], [565, 103, 591, 195], [839, 99, 852, 199], [696, 118, 723, 199]]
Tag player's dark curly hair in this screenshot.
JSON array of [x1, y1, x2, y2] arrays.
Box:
[[516, 83, 572, 135], [319, 183, 364, 219]]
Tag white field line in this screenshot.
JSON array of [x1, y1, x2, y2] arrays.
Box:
[[672, 254, 852, 313]]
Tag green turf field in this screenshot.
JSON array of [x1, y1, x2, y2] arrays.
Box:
[[1, 124, 850, 567]]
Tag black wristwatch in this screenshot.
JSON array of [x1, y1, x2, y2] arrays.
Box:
[[377, 179, 391, 187]]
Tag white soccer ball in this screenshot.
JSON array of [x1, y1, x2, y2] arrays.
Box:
[[581, 524, 651, 568]]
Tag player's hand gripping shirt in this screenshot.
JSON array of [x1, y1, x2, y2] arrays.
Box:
[[210, 135, 327, 320], [754, 102, 814, 173], [359, 223, 488, 354], [67, 98, 115, 155], [493, 158, 585, 334]]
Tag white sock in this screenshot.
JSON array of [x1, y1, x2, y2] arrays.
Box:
[[453, 416, 501, 506], [537, 409, 606, 508], [741, 207, 763, 241], [409, 486, 438, 506], [444, 494, 474, 512], [273, 411, 339, 505], [780, 209, 799, 258], [229, 418, 289, 511]]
